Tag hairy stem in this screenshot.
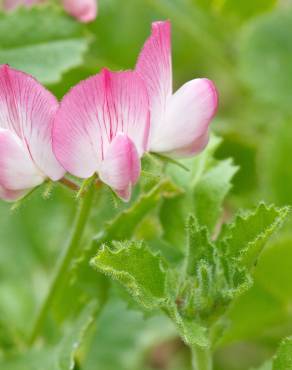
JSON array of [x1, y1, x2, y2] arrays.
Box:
[[191, 346, 212, 370], [29, 184, 95, 345]]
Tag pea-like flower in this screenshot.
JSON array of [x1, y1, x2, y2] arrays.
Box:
[[136, 21, 218, 157], [52, 68, 150, 201], [0, 65, 65, 201]]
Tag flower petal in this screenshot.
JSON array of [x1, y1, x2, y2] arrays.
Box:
[[53, 69, 149, 178], [0, 129, 44, 191], [99, 133, 141, 201], [62, 0, 97, 23], [0, 185, 27, 202], [136, 21, 172, 143], [0, 65, 64, 181], [149, 78, 218, 157]]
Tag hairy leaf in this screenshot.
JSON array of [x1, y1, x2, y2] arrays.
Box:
[[91, 241, 167, 309], [273, 336, 292, 370], [184, 215, 214, 276], [219, 203, 290, 269]]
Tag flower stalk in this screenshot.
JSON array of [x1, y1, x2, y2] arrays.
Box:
[[29, 182, 96, 345], [191, 345, 213, 370]]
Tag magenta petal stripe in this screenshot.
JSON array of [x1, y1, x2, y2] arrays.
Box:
[[53, 68, 149, 200], [136, 21, 218, 158], [136, 21, 172, 144], [0, 65, 64, 181]]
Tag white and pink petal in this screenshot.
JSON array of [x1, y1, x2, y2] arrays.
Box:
[[149, 78, 218, 157], [0, 185, 27, 201], [136, 21, 172, 143], [53, 68, 149, 179], [0, 129, 44, 191], [98, 133, 141, 201], [0, 65, 64, 181]]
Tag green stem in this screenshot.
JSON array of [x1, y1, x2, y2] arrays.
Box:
[[191, 346, 212, 370], [29, 184, 95, 345]]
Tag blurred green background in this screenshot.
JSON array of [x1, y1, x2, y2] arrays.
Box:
[[1, 0, 292, 369]]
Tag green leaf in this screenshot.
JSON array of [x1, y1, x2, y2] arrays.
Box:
[[0, 303, 96, 370], [91, 239, 210, 349], [167, 303, 209, 348], [178, 215, 251, 325], [0, 7, 89, 84], [184, 215, 214, 276], [222, 283, 286, 344], [53, 179, 180, 323], [239, 10, 292, 110], [255, 233, 292, 304], [193, 158, 238, 232], [84, 297, 176, 370], [0, 186, 75, 336], [94, 179, 181, 244], [91, 241, 167, 309], [249, 336, 292, 370], [273, 337, 292, 370], [160, 135, 236, 248], [219, 203, 290, 269], [222, 232, 292, 345]]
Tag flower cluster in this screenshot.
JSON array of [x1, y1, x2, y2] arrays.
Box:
[[0, 21, 218, 202], [3, 0, 97, 23]]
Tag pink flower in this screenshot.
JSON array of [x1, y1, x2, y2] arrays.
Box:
[[52, 68, 149, 201], [3, 0, 98, 23], [0, 65, 65, 201], [62, 0, 97, 23], [136, 21, 218, 157]]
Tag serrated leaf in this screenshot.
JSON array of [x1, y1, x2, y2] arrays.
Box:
[[273, 336, 292, 370], [91, 241, 167, 309], [91, 239, 210, 350], [219, 203, 290, 269], [53, 179, 180, 324], [184, 215, 214, 276], [0, 7, 89, 84], [0, 302, 96, 370], [167, 303, 209, 348]]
